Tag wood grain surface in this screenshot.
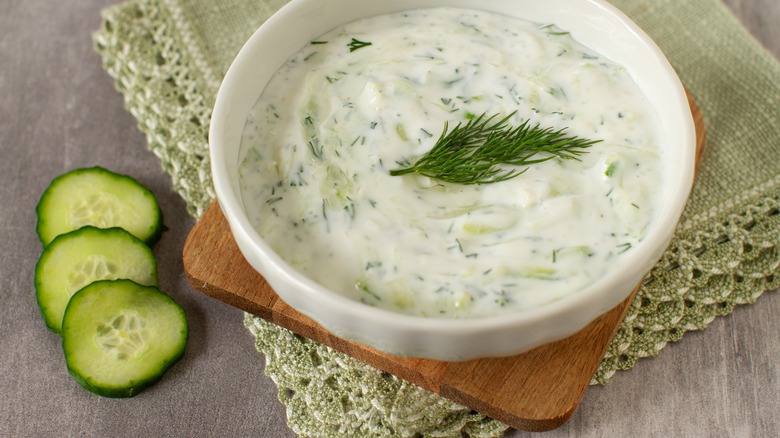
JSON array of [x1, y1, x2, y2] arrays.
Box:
[[182, 93, 706, 431], [1, 1, 777, 437], [183, 201, 635, 431]]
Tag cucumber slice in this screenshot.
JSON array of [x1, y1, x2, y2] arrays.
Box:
[[36, 166, 162, 246], [34, 226, 158, 333], [62, 279, 188, 398]]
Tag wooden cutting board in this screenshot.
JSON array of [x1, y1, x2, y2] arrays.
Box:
[[183, 90, 705, 432]]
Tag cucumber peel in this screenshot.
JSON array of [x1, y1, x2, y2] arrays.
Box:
[[62, 279, 188, 398], [36, 166, 162, 246], [33, 167, 187, 398]]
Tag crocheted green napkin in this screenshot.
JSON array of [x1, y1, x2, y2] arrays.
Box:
[[93, 0, 780, 435]]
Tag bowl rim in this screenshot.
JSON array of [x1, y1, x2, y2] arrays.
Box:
[[210, 0, 696, 360]]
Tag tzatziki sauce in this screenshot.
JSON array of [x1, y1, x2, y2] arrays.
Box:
[[238, 7, 663, 318]]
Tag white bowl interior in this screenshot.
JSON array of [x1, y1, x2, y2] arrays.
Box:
[[210, 0, 695, 360]]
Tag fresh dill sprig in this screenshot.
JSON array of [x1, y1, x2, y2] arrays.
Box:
[[347, 38, 372, 52], [389, 112, 600, 185]]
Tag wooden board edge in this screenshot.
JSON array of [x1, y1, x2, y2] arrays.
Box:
[[182, 202, 638, 431], [181, 87, 705, 432], [439, 288, 639, 431]]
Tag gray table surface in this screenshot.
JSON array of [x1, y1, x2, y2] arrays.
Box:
[[2, 1, 778, 437]]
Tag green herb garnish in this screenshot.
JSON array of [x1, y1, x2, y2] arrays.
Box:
[[347, 38, 372, 52], [389, 112, 600, 185]]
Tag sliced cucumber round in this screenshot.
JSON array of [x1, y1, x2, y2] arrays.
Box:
[[62, 279, 188, 398], [36, 166, 162, 247], [34, 226, 158, 333]]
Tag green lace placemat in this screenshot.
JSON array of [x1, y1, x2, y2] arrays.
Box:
[[93, 0, 780, 436]]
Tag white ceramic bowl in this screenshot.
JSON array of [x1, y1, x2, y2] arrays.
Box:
[[210, 0, 696, 361]]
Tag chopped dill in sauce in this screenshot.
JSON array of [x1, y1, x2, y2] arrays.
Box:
[[238, 7, 663, 319]]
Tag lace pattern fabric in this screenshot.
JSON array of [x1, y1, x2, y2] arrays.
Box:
[[93, 0, 780, 435], [94, 0, 216, 219]]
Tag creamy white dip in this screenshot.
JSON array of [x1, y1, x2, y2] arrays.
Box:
[[238, 7, 663, 318]]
